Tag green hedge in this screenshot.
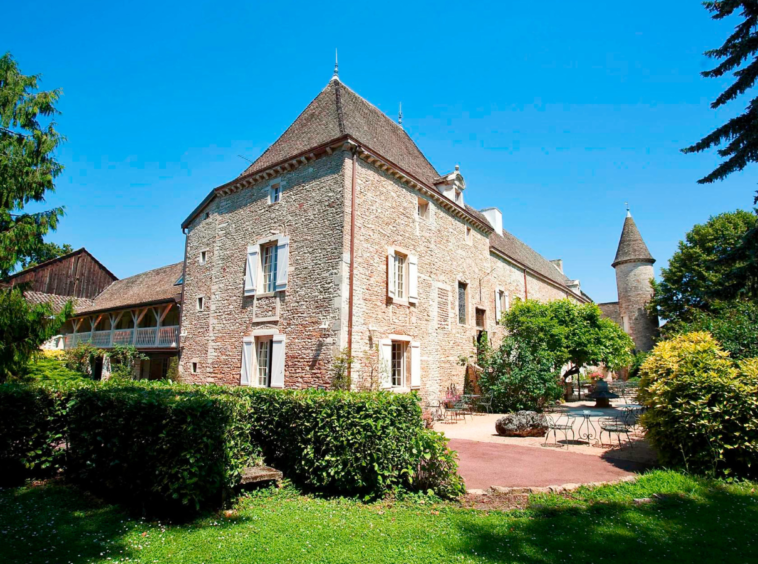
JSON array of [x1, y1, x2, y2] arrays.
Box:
[[0, 381, 464, 510], [0, 381, 90, 485], [66, 384, 260, 511]]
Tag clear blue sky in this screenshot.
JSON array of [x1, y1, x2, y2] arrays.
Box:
[[5, 1, 755, 302]]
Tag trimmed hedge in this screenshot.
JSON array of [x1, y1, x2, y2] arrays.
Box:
[[0, 381, 90, 485], [0, 381, 464, 510]]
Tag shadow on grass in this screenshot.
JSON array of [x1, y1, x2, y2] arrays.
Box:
[[0, 482, 135, 564], [448, 485, 758, 563]]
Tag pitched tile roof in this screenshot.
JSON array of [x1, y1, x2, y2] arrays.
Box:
[[489, 229, 573, 288], [76, 262, 183, 314], [241, 78, 441, 187], [612, 214, 655, 267], [23, 291, 95, 313]]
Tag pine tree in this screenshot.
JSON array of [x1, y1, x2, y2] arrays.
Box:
[[682, 2, 758, 184], [0, 52, 65, 278]]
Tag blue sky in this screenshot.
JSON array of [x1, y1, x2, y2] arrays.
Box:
[[5, 1, 755, 302]]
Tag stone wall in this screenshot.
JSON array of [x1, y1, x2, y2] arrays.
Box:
[[615, 261, 657, 352], [179, 151, 347, 386]]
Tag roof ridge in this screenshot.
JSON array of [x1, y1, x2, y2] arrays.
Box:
[[334, 79, 346, 135]]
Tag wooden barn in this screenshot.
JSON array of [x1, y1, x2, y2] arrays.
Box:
[[4, 248, 117, 299]]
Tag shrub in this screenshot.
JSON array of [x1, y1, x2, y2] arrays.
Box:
[[0, 381, 91, 485], [66, 383, 261, 512], [411, 430, 466, 498], [106, 344, 146, 380], [63, 342, 102, 375], [24, 355, 88, 382], [639, 332, 758, 478], [479, 337, 562, 412]]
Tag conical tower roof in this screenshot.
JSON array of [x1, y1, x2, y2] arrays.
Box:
[[612, 212, 655, 267], [240, 78, 440, 187]]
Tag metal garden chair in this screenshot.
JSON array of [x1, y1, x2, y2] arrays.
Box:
[[543, 411, 575, 447]]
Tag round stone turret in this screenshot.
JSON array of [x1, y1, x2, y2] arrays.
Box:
[[612, 211, 658, 352]]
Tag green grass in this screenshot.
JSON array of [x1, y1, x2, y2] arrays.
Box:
[[23, 355, 88, 382], [1, 470, 756, 564]]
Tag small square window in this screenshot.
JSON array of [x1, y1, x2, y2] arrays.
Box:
[[191, 362, 198, 374], [204, 212, 210, 220], [199, 250, 207, 265], [269, 183, 282, 204], [417, 198, 430, 220], [197, 296, 205, 311], [465, 226, 472, 243]]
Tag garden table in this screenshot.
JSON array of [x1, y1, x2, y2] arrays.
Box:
[[566, 409, 610, 444]]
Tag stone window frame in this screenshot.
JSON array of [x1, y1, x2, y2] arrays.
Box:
[[387, 246, 418, 306], [190, 360, 198, 374], [465, 225, 473, 245], [267, 177, 285, 205], [198, 249, 208, 265], [196, 296, 205, 312], [416, 197, 431, 221], [244, 234, 290, 298]]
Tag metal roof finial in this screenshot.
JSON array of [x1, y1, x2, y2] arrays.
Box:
[[625, 202, 631, 218], [333, 49, 339, 80], [398, 102, 403, 126]]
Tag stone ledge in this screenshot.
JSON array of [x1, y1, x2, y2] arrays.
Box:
[[468, 474, 637, 496]]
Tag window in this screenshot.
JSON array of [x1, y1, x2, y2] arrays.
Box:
[[269, 183, 282, 204], [199, 250, 207, 265], [475, 308, 486, 329], [261, 244, 279, 293], [437, 286, 450, 329], [458, 282, 467, 324], [417, 198, 430, 220], [191, 362, 198, 374], [394, 253, 406, 299], [455, 189, 462, 205], [204, 212, 210, 220], [495, 289, 509, 324], [256, 338, 272, 387], [197, 296, 205, 311], [391, 341, 406, 387], [465, 226, 472, 243]]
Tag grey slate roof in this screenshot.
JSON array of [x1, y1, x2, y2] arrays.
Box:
[[489, 229, 572, 288], [241, 78, 440, 187], [612, 215, 655, 267], [76, 262, 184, 314]]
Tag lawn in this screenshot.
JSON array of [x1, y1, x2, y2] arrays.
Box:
[[23, 354, 88, 382], [1, 471, 757, 564]]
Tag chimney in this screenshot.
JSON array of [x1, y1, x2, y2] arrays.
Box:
[[480, 207, 503, 236], [550, 259, 563, 273]]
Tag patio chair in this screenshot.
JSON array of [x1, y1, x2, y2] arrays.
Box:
[[599, 416, 634, 448], [446, 399, 472, 423], [477, 393, 494, 413], [424, 400, 445, 423], [543, 411, 574, 447]]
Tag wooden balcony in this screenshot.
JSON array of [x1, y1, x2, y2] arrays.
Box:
[[63, 326, 179, 350]]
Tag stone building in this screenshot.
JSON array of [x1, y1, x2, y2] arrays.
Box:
[[598, 211, 658, 352], [177, 75, 591, 400]]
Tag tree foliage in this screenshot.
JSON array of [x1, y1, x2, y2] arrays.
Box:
[[683, 2, 758, 184], [501, 299, 634, 381], [0, 288, 72, 381], [650, 210, 757, 321], [661, 300, 758, 360], [16, 241, 72, 272], [0, 52, 65, 279]]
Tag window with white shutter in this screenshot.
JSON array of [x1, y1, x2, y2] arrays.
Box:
[[244, 245, 259, 296], [408, 255, 418, 304], [275, 237, 289, 291], [378, 339, 392, 389], [270, 335, 286, 388], [245, 236, 290, 296], [240, 339, 254, 385], [410, 342, 421, 388], [387, 249, 396, 300]]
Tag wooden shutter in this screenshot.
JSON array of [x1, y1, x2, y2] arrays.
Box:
[[410, 341, 421, 388], [244, 244, 259, 296], [240, 339, 254, 385], [275, 237, 290, 291], [269, 334, 286, 388], [387, 248, 396, 300], [379, 339, 392, 389], [408, 255, 418, 304]]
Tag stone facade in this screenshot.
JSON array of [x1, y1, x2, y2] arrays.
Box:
[[180, 151, 347, 387], [615, 261, 657, 352], [177, 78, 591, 400]]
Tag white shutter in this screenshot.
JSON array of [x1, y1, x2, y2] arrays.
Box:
[[495, 288, 502, 324], [379, 339, 392, 389], [275, 237, 290, 291], [408, 255, 418, 304], [244, 244, 259, 296], [505, 291, 510, 312], [240, 339, 254, 386], [387, 248, 396, 300], [269, 334, 286, 388], [410, 341, 421, 388]]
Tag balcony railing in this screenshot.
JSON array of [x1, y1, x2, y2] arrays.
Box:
[[62, 326, 179, 349]]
